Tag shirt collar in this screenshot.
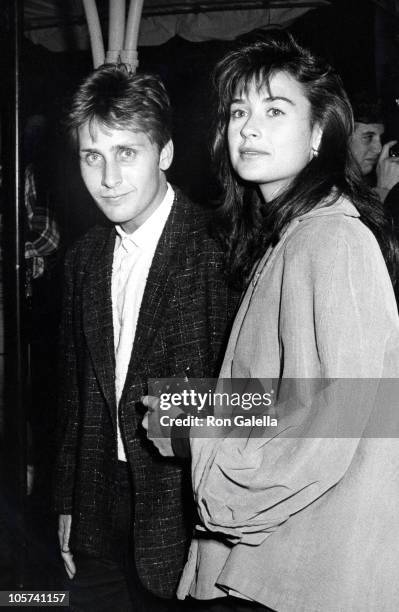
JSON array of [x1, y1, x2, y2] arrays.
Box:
[[115, 183, 175, 252]]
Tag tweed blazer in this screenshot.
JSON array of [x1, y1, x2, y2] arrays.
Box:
[[53, 188, 238, 598], [179, 196, 399, 611]]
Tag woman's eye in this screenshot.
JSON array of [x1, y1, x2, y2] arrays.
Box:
[[267, 108, 284, 117], [230, 108, 246, 119], [119, 148, 136, 161]]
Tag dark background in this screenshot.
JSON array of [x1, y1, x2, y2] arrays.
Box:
[[1, 0, 398, 593], [20, 0, 399, 243]]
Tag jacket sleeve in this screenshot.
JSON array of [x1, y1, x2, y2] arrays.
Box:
[[53, 247, 80, 514], [190, 218, 399, 545]]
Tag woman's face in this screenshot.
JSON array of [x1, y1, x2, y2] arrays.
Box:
[[227, 71, 322, 202]]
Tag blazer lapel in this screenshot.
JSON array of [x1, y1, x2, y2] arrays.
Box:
[[82, 227, 117, 424], [122, 191, 187, 396]]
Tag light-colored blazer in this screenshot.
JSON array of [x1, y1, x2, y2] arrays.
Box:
[[178, 197, 399, 611]]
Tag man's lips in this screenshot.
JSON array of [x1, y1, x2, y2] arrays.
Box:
[[101, 191, 132, 200]]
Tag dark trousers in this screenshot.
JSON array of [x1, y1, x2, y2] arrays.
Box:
[[68, 461, 170, 612], [68, 462, 274, 612]]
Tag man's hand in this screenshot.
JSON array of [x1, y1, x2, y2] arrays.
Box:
[[376, 140, 399, 202], [58, 514, 76, 579], [142, 395, 183, 457]]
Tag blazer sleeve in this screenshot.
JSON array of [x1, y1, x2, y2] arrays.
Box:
[[53, 247, 81, 514], [190, 217, 399, 545]]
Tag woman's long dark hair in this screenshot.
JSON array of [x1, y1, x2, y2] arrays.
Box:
[[212, 34, 399, 290]]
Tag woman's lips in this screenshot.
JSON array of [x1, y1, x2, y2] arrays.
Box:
[[239, 149, 268, 158]]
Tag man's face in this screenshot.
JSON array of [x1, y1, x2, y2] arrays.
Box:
[[78, 120, 173, 233], [350, 122, 384, 176]]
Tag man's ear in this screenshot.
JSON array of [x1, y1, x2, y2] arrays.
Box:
[[159, 139, 174, 171]]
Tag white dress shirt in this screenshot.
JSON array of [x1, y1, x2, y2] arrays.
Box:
[[112, 183, 174, 460]]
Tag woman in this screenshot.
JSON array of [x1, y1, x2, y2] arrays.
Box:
[[145, 34, 399, 611]]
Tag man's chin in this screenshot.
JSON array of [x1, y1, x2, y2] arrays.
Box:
[[362, 158, 378, 174], [101, 211, 124, 223], [97, 205, 132, 225]]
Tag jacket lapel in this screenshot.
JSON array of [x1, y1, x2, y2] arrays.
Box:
[[82, 227, 117, 424], [121, 191, 188, 397]]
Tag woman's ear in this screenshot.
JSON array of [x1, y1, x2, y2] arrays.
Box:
[[311, 123, 323, 155], [159, 139, 174, 171]]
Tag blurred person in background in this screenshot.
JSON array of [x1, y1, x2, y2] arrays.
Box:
[[349, 93, 399, 203]]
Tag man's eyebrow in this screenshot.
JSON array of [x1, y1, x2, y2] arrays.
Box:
[[114, 143, 143, 149], [79, 143, 144, 152]]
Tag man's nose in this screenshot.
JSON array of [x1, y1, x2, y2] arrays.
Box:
[[371, 138, 382, 156], [240, 113, 261, 139], [102, 160, 122, 189]]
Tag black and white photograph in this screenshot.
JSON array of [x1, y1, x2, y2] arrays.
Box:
[[1, 1, 399, 610]]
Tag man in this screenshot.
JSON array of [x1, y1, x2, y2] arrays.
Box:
[[53, 65, 237, 611], [349, 95, 399, 202]]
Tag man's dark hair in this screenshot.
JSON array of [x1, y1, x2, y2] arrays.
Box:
[[350, 92, 384, 125], [67, 64, 172, 150]]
